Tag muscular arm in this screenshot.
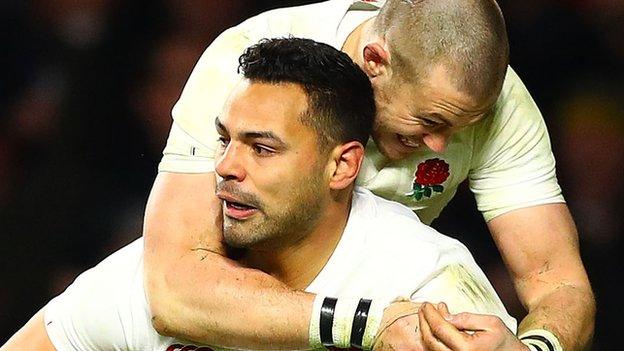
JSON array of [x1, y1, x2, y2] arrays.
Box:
[[0, 310, 56, 351], [144, 171, 314, 349], [488, 203, 595, 351]]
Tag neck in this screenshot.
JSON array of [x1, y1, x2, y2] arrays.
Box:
[[342, 17, 376, 68], [242, 192, 353, 290]]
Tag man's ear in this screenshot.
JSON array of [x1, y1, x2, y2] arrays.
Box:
[[362, 41, 391, 78], [327, 141, 365, 190]]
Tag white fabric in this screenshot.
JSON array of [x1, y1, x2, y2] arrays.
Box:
[[44, 187, 516, 351], [332, 297, 360, 348], [158, 0, 564, 224], [308, 295, 326, 349]]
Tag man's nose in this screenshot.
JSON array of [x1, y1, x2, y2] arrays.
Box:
[[215, 143, 246, 181], [422, 130, 451, 153]]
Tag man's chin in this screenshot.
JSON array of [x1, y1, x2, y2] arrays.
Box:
[[223, 231, 255, 250], [223, 221, 253, 247]]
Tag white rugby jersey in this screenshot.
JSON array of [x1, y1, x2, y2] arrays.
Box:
[[44, 187, 516, 351], [159, 0, 564, 224]]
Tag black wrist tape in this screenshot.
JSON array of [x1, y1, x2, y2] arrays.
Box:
[[320, 297, 338, 347], [350, 298, 372, 349], [521, 335, 555, 351]]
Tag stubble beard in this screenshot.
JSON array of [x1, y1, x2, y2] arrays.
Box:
[[222, 172, 327, 250]]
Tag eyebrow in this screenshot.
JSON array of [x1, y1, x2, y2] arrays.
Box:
[[215, 116, 226, 134], [421, 113, 452, 127], [420, 110, 488, 128], [215, 116, 289, 148]]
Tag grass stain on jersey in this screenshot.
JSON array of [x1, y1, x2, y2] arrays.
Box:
[[444, 263, 500, 313]]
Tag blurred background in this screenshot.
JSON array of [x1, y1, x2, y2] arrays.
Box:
[[1, 0, 622, 348]]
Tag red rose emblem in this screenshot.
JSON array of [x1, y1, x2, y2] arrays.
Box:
[[415, 158, 450, 186], [406, 158, 450, 201]]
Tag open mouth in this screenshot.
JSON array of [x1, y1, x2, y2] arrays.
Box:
[[223, 199, 258, 220], [397, 134, 421, 148]]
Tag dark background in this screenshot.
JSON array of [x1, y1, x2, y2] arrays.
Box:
[[1, 0, 622, 348]]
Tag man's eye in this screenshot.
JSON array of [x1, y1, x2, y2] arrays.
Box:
[[419, 118, 439, 127], [217, 136, 229, 147], [252, 144, 274, 156]]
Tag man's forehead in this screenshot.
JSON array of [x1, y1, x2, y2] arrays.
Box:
[[220, 80, 314, 137], [399, 75, 493, 123], [227, 80, 308, 115]]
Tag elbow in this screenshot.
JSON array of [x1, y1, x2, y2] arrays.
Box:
[[146, 279, 173, 336], [147, 276, 188, 338], [144, 259, 179, 337]]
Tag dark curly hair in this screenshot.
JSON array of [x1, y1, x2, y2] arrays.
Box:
[[238, 37, 375, 149]]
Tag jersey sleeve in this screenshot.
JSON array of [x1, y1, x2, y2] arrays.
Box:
[[43, 271, 129, 350], [158, 25, 257, 174], [43, 241, 145, 351], [409, 242, 517, 333], [469, 66, 565, 222]]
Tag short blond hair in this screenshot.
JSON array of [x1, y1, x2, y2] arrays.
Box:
[[375, 0, 509, 101]]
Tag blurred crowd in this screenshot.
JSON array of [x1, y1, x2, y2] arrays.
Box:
[[1, 0, 622, 348]]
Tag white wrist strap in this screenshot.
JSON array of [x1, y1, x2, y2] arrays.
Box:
[[334, 297, 361, 348], [309, 295, 325, 349]]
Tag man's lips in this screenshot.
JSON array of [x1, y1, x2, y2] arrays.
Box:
[[217, 193, 259, 220], [224, 201, 258, 219]]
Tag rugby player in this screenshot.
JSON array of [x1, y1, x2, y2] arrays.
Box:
[[2, 38, 517, 351], [142, 0, 593, 350]]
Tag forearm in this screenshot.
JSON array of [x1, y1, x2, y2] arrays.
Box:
[[147, 248, 314, 349], [489, 204, 595, 351], [517, 281, 595, 351], [144, 172, 313, 349]]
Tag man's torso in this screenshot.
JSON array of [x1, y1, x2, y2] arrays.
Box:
[[44, 188, 516, 350]]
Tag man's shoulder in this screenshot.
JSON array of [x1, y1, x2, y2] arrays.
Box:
[[328, 188, 478, 298], [63, 238, 145, 308], [43, 238, 156, 350], [472, 65, 543, 137], [95, 238, 144, 273], [352, 187, 468, 258]]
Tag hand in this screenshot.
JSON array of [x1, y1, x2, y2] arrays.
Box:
[[372, 301, 425, 351], [418, 302, 529, 351]]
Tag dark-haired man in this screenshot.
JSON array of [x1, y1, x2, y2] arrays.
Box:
[[144, 1, 593, 351], [2, 38, 516, 351]]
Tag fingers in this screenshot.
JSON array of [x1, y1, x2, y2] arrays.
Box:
[[446, 312, 502, 332], [373, 312, 424, 351], [419, 303, 519, 351], [418, 303, 459, 351], [377, 308, 420, 339], [436, 302, 451, 319], [375, 301, 421, 342], [373, 301, 425, 351]]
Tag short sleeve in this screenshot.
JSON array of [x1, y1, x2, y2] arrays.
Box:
[[469, 67, 565, 222], [158, 121, 217, 173], [158, 25, 258, 173], [409, 244, 517, 333], [43, 268, 129, 351], [43, 240, 145, 351]]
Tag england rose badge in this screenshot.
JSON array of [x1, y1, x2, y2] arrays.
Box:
[[406, 158, 450, 200]]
